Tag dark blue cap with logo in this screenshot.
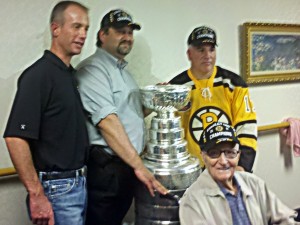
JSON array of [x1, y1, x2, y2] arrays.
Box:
[[199, 122, 240, 151], [188, 26, 217, 46], [101, 9, 141, 30]]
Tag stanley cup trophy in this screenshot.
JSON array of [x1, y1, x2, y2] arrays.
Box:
[[135, 84, 201, 225]]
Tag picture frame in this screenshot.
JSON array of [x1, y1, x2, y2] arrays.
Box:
[[242, 22, 300, 85]]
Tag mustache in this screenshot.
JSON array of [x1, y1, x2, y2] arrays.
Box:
[[119, 40, 132, 45]]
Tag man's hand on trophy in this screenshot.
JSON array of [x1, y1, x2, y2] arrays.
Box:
[[134, 165, 168, 197]]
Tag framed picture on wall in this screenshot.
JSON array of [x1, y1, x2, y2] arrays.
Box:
[[242, 22, 300, 84]]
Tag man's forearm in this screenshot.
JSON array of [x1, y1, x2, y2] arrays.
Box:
[[5, 137, 55, 223], [5, 137, 43, 195], [97, 114, 145, 170], [98, 114, 168, 196]]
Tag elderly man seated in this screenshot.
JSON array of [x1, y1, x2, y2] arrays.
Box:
[[179, 122, 299, 225]]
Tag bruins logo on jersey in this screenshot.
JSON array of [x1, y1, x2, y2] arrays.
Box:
[[189, 106, 232, 144]]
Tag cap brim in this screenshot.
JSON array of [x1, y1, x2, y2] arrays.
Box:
[[190, 39, 217, 46], [201, 138, 239, 152], [110, 22, 141, 30], [128, 22, 141, 30]]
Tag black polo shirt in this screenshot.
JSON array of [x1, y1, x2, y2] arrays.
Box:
[[4, 50, 89, 171]]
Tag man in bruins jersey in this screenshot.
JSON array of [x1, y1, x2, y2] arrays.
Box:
[[169, 26, 257, 172]]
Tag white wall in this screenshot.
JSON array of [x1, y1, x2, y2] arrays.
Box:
[[1, 0, 300, 224]]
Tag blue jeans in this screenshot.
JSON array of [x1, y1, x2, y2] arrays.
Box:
[[39, 172, 87, 225]]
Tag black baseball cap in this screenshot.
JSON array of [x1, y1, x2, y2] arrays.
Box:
[[187, 26, 217, 46], [101, 9, 141, 30], [199, 122, 240, 152]]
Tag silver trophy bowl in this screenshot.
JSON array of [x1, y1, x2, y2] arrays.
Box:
[[140, 85, 191, 115]]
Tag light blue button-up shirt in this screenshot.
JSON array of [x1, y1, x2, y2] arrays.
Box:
[[76, 48, 146, 155]]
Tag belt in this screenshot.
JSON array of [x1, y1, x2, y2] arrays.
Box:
[[38, 166, 87, 181], [90, 145, 122, 164]]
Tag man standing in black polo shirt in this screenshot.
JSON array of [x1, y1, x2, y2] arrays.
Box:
[[3, 1, 89, 225]]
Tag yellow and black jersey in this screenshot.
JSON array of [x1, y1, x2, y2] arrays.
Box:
[[170, 66, 257, 172]]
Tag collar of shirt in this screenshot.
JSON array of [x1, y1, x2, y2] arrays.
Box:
[[96, 48, 128, 70], [117, 60, 127, 70], [44, 50, 75, 73], [219, 176, 240, 196]]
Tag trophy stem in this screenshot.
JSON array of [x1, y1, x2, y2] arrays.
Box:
[[156, 110, 176, 119]]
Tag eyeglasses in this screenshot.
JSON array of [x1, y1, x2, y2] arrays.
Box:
[[206, 149, 240, 159]]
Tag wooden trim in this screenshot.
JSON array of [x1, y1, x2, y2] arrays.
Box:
[[0, 122, 291, 178], [258, 122, 290, 132], [0, 167, 16, 177]]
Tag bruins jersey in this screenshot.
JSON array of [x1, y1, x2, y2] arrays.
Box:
[[170, 66, 257, 171]]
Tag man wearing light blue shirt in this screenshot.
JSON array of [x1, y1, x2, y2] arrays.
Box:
[[76, 9, 167, 225]]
